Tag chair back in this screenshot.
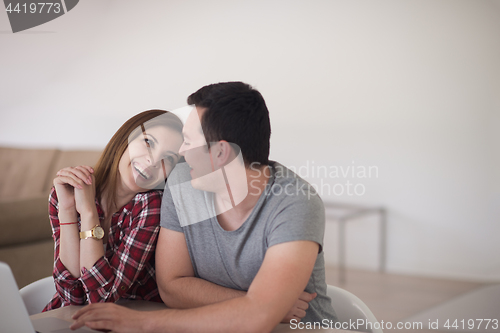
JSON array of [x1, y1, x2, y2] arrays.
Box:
[[19, 276, 56, 315], [327, 285, 383, 333]]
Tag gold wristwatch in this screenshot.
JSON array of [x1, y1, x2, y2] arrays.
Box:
[[79, 225, 105, 240]]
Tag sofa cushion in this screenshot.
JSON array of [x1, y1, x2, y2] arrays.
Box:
[[0, 195, 51, 247], [0, 147, 58, 200]]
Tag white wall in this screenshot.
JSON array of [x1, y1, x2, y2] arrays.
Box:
[[1, 0, 499, 282]]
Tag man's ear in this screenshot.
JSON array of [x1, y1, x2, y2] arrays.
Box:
[[212, 141, 233, 169]]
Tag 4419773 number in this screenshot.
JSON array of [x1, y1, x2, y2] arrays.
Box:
[[444, 319, 498, 330], [5, 2, 62, 14]]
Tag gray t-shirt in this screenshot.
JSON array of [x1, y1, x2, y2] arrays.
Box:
[[161, 161, 337, 323]]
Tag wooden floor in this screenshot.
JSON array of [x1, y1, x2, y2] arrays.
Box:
[[325, 267, 485, 332]]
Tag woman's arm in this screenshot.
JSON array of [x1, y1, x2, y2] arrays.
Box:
[[44, 166, 95, 311], [45, 187, 85, 311], [73, 175, 105, 273], [54, 165, 94, 277], [78, 191, 162, 304]]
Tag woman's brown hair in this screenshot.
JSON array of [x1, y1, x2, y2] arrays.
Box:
[[93, 110, 182, 215]]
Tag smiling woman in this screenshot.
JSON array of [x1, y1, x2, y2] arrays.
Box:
[[42, 110, 183, 311], [124, 117, 184, 192]]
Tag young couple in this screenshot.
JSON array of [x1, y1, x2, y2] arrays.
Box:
[[45, 82, 337, 332]]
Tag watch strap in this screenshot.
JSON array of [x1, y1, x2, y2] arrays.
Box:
[[79, 229, 93, 239], [80, 225, 100, 240]]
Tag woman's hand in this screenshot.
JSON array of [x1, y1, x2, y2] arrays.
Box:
[[53, 166, 94, 212], [74, 174, 97, 217]]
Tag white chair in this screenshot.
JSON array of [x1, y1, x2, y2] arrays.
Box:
[[327, 284, 383, 333], [19, 276, 56, 315]]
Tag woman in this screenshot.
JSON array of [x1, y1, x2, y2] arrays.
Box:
[[43, 110, 184, 311]]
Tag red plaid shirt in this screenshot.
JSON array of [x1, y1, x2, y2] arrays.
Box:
[[43, 187, 163, 311]]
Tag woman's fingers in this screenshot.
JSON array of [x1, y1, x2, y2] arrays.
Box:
[[74, 166, 93, 184], [54, 175, 84, 189], [56, 167, 92, 185], [78, 165, 94, 176], [80, 165, 94, 173]]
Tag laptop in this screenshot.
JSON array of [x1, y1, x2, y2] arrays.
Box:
[[0, 261, 92, 333]]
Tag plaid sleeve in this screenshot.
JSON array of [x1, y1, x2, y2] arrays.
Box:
[[79, 191, 162, 304], [43, 187, 86, 312]]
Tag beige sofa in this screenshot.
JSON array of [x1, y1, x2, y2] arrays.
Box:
[[0, 146, 101, 288]]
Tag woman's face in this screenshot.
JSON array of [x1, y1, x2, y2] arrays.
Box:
[[118, 125, 183, 194]]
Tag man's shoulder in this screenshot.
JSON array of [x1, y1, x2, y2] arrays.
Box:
[[167, 162, 192, 186], [261, 162, 326, 251]]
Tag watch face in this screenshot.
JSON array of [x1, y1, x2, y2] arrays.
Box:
[[94, 226, 105, 239]]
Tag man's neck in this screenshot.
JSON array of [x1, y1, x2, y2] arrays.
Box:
[[214, 164, 270, 231]]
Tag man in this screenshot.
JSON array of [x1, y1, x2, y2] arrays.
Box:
[[71, 82, 337, 332]]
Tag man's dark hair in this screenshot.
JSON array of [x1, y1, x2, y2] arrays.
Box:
[[187, 81, 271, 167]]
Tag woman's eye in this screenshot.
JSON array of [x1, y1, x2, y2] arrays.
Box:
[[144, 138, 153, 148]]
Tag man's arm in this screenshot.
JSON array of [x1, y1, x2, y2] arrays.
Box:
[[72, 240, 319, 333], [155, 227, 245, 308]]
